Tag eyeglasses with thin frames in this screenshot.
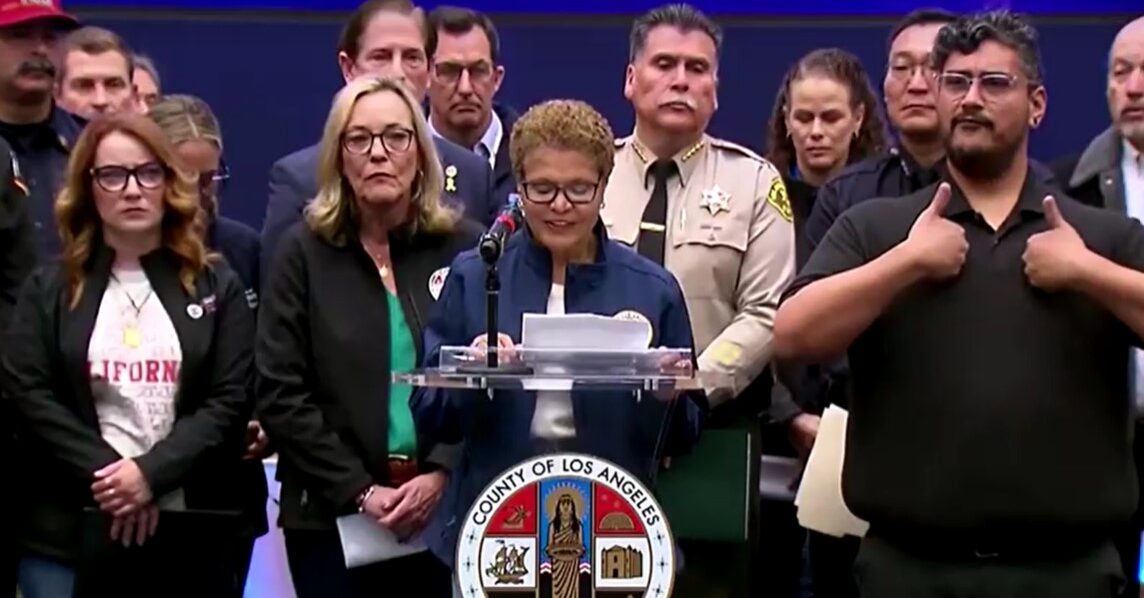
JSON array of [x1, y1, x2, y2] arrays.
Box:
[[937, 71, 1029, 101], [520, 180, 601, 205], [433, 61, 495, 85], [342, 126, 415, 156], [90, 162, 167, 193]]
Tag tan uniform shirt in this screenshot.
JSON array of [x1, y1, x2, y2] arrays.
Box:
[[601, 134, 796, 407]]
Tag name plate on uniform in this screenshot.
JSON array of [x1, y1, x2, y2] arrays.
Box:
[[455, 453, 677, 597]]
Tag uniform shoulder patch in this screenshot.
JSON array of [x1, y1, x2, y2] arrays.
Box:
[[766, 177, 793, 223]]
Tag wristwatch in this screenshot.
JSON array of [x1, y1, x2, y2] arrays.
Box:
[[355, 485, 376, 513]]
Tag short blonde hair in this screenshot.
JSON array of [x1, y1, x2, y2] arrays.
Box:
[[510, 99, 616, 182], [305, 76, 455, 244]]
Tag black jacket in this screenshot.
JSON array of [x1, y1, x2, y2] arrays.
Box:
[[256, 219, 482, 530], [0, 137, 35, 328], [2, 245, 263, 560], [208, 216, 260, 303]]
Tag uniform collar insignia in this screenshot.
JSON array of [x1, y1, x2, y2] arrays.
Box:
[[629, 134, 707, 189]]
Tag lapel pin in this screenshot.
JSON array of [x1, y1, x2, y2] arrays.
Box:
[[186, 304, 203, 319], [444, 165, 458, 193]]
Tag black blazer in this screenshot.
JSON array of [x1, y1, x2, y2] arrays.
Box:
[[2, 245, 262, 560], [256, 219, 482, 530]]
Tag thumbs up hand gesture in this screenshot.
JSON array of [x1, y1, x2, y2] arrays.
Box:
[[905, 183, 969, 280], [1023, 196, 1088, 291]]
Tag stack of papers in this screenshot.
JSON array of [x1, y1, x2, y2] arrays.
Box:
[[521, 313, 651, 350], [518, 313, 653, 390], [794, 405, 869, 538]]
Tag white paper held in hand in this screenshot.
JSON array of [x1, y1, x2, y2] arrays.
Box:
[[518, 313, 653, 391], [794, 405, 869, 538], [520, 313, 651, 350], [336, 513, 427, 568]]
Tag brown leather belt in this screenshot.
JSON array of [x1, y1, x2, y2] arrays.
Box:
[[386, 456, 419, 486]]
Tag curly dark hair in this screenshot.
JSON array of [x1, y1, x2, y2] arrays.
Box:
[[509, 99, 616, 182], [764, 48, 889, 177], [932, 10, 1043, 84]]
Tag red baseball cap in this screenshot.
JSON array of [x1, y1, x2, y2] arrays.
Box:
[[0, 0, 79, 29]]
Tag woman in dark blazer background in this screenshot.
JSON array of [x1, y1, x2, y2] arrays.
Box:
[[255, 76, 480, 598], [4, 113, 256, 598], [762, 48, 889, 598]]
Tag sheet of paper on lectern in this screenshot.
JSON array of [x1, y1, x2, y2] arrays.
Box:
[[795, 405, 869, 538], [518, 313, 652, 391], [521, 313, 651, 350]]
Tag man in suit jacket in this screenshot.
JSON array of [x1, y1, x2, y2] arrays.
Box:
[[426, 6, 518, 207], [261, 0, 498, 276], [1051, 16, 1144, 598]]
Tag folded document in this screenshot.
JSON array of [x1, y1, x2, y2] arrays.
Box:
[[794, 405, 869, 538], [336, 513, 427, 568]]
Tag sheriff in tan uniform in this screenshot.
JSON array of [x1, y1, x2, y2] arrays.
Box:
[[602, 134, 796, 407]]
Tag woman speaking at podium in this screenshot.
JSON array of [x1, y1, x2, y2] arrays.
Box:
[[411, 99, 707, 575]]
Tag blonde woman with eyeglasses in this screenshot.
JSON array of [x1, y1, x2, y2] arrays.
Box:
[[255, 76, 482, 597]]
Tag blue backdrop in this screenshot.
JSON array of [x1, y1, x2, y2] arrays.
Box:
[[66, 0, 1144, 15], [70, 9, 1129, 231]]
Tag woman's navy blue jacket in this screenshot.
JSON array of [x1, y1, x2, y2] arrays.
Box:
[[411, 223, 706, 566]]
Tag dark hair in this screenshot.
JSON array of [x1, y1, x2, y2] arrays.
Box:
[[427, 6, 500, 63], [887, 8, 958, 52], [58, 26, 134, 81], [629, 3, 722, 62], [932, 10, 1043, 83], [765, 48, 890, 176], [132, 54, 160, 89], [336, 0, 436, 65]]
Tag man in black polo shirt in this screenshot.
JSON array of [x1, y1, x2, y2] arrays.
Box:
[[776, 11, 1144, 597]]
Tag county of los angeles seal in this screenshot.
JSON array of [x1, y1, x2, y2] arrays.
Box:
[[455, 453, 676, 598]]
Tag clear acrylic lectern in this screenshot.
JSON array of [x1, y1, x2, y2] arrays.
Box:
[[393, 345, 715, 393], [396, 346, 724, 598]]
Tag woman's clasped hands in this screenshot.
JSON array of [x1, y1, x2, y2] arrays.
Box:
[[92, 457, 159, 547]]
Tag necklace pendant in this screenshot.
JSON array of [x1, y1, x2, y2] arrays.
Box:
[[123, 326, 142, 348]]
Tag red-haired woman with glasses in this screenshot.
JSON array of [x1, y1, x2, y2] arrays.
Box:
[[3, 113, 256, 598]]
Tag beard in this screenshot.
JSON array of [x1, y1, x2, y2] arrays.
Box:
[[945, 129, 1023, 182]]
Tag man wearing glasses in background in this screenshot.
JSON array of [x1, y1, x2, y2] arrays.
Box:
[[426, 6, 519, 206]]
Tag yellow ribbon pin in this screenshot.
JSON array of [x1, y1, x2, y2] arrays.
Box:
[[445, 164, 458, 193]]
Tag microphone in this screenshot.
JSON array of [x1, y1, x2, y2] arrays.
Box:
[[478, 193, 523, 264]]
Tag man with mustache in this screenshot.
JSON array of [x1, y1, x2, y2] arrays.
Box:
[[0, 0, 82, 260], [1051, 15, 1144, 598], [602, 4, 795, 597], [0, 3, 79, 592], [260, 0, 499, 278], [777, 11, 1144, 597]]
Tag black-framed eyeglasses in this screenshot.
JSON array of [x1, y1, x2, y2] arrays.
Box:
[[199, 160, 230, 191], [521, 180, 601, 205], [342, 126, 415, 156], [90, 162, 167, 193], [937, 71, 1027, 100], [432, 60, 494, 84]]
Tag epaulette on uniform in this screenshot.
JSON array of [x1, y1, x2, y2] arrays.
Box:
[[708, 137, 779, 175]]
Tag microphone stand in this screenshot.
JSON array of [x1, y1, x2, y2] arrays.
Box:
[[484, 256, 499, 369]]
